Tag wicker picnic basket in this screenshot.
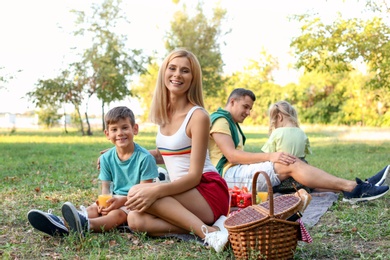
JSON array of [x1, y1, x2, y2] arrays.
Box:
[[224, 171, 301, 259]]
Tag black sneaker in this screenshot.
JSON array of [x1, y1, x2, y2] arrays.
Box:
[[27, 209, 69, 237], [367, 165, 390, 186], [61, 202, 89, 235], [342, 178, 389, 204]]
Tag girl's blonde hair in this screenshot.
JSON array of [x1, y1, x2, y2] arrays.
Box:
[[268, 100, 299, 135], [149, 48, 204, 126]]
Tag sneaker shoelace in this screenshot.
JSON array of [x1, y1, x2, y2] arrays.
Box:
[[201, 225, 225, 249], [47, 209, 66, 225]]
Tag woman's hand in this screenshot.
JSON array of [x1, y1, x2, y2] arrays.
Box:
[[125, 183, 158, 212], [97, 148, 110, 170]]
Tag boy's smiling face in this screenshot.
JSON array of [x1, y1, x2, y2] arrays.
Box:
[[104, 118, 138, 148]]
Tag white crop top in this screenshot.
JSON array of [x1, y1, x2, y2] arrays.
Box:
[[156, 106, 217, 182]]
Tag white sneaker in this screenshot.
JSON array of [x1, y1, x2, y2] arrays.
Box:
[[201, 215, 229, 252], [213, 215, 227, 231]]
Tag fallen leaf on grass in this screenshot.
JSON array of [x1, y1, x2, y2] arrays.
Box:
[[162, 239, 175, 245], [132, 239, 141, 245], [45, 196, 60, 203]]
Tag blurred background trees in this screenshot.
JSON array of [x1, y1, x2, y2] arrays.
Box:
[[20, 0, 390, 133]]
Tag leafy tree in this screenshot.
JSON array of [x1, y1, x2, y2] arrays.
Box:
[[29, 0, 150, 134], [165, 1, 229, 110], [37, 105, 61, 129], [132, 61, 159, 123], [290, 2, 390, 126], [27, 69, 86, 133], [71, 0, 150, 131], [227, 50, 281, 125], [291, 13, 390, 90]]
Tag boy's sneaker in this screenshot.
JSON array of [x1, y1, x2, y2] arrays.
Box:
[[27, 209, 69, 237], [61, 202, 89, 235], [201, 215, 228, 253], [342, 178, 389, 204], [367, 165, 390, 186]]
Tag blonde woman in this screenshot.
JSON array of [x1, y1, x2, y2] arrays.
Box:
[[124, 49, 230, 252]]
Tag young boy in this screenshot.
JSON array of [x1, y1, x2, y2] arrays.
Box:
[[28, 106, 158, 236]]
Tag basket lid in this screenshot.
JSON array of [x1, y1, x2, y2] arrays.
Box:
[[224, 206, 267, 229], [257, 194, 301, 217]]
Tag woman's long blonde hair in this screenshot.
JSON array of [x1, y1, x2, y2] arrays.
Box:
[[268, 100, 299, 135], [149, 48, 204, 126]]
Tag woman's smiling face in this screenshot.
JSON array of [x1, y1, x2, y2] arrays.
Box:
[[164, 56, 193, 96]]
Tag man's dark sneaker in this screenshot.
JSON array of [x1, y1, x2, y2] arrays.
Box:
[[367, 165, 390, 186], [61, 202, 89, 235], [27, 209, 69, 237], [342, 178, 389, 204]]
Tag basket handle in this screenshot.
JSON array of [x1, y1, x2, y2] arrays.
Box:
[[251, 171, 274, 217]]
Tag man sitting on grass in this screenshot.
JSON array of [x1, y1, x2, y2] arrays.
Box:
[[209, 88, 389, 204]]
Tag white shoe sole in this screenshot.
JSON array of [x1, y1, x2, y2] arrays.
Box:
[[376, 165, 390, 186]]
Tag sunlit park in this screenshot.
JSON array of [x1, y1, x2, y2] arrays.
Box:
[[1, 0, 390, 259]]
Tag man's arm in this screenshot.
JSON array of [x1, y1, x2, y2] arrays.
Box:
[[212, 132, 296, 165]]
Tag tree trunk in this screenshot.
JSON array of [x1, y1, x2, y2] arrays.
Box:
[[85, 112, 93, 136], [75, 107, 85, 136], [102, 100, 105, 131], [63, 108, 68, 134]]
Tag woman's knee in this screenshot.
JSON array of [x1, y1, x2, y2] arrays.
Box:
[[127, 212, 146, 231]]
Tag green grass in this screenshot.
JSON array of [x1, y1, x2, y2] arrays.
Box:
[[0, 126, 389, 259]]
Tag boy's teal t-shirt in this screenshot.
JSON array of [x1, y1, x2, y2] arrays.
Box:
[[99, 143, 158, 196]]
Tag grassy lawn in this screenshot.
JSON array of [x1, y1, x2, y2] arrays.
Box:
[[0, 126, 389, 259]]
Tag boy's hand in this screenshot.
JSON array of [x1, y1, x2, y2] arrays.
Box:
[[99, 196, 125, 215]]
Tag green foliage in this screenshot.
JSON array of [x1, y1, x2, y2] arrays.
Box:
[[132, 61, 159, 123], [226, 51, 282, 125], [165, 1, 229, 104], [290, 8, 390, 92], [37, 107, 61, 129], [28, 0, 151, 134], [72, 0, 150, 129]]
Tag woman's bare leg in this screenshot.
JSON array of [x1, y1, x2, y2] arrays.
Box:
[[127, 188, 218, 238]]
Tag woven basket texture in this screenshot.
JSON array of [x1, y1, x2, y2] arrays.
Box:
[[224, 171, 300, 259]]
